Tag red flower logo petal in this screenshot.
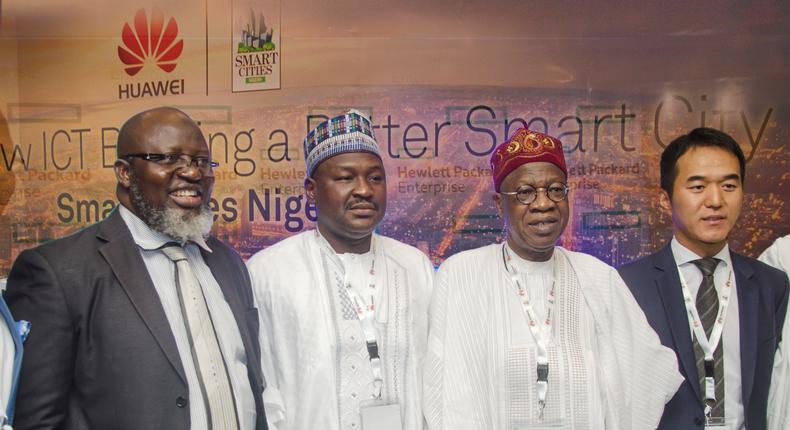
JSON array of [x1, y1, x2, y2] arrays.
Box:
[[158, 39, 183, 63], [117, 8, 182, 76], [121, 22, 145, 60]]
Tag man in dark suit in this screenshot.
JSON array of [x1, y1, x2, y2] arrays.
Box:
[[5, 107, 268, 430], [619, 127, 788, 429]]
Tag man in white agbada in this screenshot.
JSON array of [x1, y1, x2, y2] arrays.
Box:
[[248, 110, 433, 430], [423, 128, 683, 430], [760, 235, 790, 430]]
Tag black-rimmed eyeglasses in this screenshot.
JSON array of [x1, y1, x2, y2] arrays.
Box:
[[499, 183, 569, 205], [121, 153, 219, 171]]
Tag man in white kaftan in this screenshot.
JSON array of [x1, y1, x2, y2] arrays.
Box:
[[423, 243, 682, 429], [249, 231, 432, 430], [248, 110, 433, 430], [759, 234, 790, 430], [423, 127, 682, 430]]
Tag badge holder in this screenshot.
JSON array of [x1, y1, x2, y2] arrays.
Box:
[[360, 390, 402, 430], [358, 354, 403, 430], [704, 416, 728, 430], [703, 366, 729, 429]]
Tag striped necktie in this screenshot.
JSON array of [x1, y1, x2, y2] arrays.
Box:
[[161, 244, 239, 430], [692, 257, 725, 418]]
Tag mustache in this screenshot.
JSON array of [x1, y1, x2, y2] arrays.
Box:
[[347, 199, 378, 210]]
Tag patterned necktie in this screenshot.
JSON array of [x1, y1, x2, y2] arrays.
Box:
[[691, 257, 725, 418], [161, 244, 239, 430]]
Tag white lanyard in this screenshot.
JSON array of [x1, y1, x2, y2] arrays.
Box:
[[342, 251, 384, 400], [677, 264, 733, 417], [502, 244, 555, 420]]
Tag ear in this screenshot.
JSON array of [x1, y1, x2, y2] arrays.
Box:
[[659, 189, 672, 214], [493, 192, 504, 217], [114, 159, 132, 188], [305, 177, 317, 203]]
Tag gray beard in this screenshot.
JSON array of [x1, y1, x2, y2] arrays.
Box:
[[128, 175, 213, 243]]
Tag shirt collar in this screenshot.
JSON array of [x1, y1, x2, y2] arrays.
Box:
[[119, 205, 212, 252], [314, 228, 376, 257], [504, 242, 553, 274], [670, 236, 731, 269]]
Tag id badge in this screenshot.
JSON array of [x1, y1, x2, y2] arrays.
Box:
[[360, 402, 402, 430], [705, 416, 730, 430]]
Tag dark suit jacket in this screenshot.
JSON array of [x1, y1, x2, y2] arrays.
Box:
[[619, 244, 789, 429], [5, 209, 268, 430]]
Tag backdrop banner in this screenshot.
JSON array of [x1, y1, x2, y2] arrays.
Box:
[[1, 0, 787, 274]]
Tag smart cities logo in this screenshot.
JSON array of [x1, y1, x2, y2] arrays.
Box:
[[116, 8, 186, 99], [232, 8, 280, 92]]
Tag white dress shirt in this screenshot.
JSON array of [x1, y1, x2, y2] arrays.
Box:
[[119, 206, 256, 430], [671, 237, 744, 430]]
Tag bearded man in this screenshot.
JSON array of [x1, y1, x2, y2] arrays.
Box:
[[5, 107, 268, 430]]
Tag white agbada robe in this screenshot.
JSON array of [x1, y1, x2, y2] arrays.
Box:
[[423, 243, 683, 430], [759, 234, 790, 430], [248, 230, 434, 430]]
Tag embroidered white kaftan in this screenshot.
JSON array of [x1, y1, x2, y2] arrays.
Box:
[[423, 244, 683, 430], [248, 230, 434, 430]]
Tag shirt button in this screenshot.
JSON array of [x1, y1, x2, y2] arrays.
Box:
[[351, 423, 358, 429], [176, 396, 188, 408], [351, 392, 358, 399], [694, 417, 703, 426]]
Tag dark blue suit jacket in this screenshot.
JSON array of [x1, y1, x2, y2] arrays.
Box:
[[6, 209, 268, 430], [619, 244, 789, 429]]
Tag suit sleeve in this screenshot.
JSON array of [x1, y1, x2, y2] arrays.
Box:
[[5, 249, 75, 430]]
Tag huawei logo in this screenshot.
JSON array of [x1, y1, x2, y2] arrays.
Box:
[[117, 8, 183, 76]]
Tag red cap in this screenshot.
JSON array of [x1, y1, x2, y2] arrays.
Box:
[[490, 128, 567, 191]]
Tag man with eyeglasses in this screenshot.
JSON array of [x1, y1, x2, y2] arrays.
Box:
[[5, 107, 269, 430], [423, 128, 681, 430]]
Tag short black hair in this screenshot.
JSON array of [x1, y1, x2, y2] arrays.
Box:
[[660, 127, 746, 197]]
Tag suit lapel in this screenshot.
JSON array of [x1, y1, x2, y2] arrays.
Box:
[[733, 252, 758, 409], [202, 243, 243, 315], [97, 210, 187, 383], [201, 241, 265, 392], [653, 245, 702, 401], [201, 243, 247, 348]]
